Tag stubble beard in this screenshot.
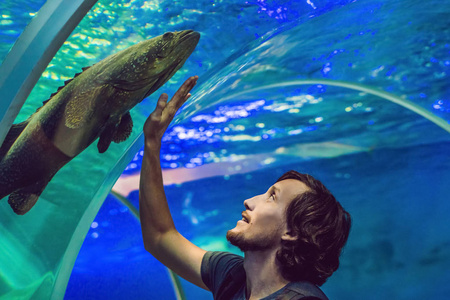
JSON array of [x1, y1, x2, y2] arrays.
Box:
[[226, 227, 279, 252]]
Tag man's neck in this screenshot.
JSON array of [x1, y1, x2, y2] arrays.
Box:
[[243, 249, 290, 300]]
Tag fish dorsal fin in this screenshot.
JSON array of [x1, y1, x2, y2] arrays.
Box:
[[0, 121, 29, 159], [42, 98, 51, 106], [31, 98, 52, 116], [64, 86, 104, 129], [47, 86, 64, 101], [112, 112, 133, 143], [43, 66, 92, 108]]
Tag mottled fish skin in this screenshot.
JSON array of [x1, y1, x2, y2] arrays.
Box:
[[0, 30, 200, 215], [2, 122, 71, 215]]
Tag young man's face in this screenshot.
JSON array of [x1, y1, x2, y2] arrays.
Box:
[[226, 179, 309, 252]]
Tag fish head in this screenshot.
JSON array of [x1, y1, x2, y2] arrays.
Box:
[[97, 30, 200, 103]]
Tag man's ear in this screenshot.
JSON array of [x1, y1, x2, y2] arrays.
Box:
[[281, 231, 297, 242]]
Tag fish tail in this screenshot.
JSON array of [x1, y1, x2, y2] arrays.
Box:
[[0, 121, 72, 214], [0, 156, 22, 200], [8, 178, 52, 215]]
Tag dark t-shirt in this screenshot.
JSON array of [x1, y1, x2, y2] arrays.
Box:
[[201, 251, 329, 300]]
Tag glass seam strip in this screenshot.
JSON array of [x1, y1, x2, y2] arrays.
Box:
[[219, 79, 450, 135]]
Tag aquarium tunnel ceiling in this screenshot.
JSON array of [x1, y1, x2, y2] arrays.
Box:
[[0, 0, 450, 299]]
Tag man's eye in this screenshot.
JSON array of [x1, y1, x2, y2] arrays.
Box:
[[269, 194, 275, 201]]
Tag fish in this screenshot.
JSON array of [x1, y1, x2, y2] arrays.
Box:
[[0, 30, 200, 215]]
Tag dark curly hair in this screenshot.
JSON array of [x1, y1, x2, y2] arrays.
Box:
[[275, 170, 351, 286]]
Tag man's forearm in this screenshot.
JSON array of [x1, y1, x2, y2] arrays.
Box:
[[139, 76, 198, 251], [139, 140, 176, 250], [136, 77, 208, 289]]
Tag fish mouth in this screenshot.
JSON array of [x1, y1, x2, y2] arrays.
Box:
[[142, 31, 199, 97], [175, 30, 200, 55], [178, 30, 200, 44]]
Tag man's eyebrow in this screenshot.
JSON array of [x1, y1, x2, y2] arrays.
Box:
[[273, 186, 280, 195]]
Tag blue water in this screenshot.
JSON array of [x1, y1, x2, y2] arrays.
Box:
[[1, 0, 450, 299], [66, 142, 450, 299], [67, 140, 450, 299]]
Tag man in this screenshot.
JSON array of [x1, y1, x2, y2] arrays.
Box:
[[140, 76, 351, 300]]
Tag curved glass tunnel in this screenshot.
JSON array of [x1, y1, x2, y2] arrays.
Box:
[[1, 0, 450, 299]]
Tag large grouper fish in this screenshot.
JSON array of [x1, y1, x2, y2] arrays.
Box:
[[0, 29, 200, 215]]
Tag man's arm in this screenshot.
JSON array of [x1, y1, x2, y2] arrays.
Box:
[[139, 76, 208, 290]]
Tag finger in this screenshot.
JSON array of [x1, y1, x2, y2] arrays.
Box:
[[150, 93, 168, 121], [174, 88, 194, 111], [168, 76, 198, 110], [157, 93, 169, 109], [173, 76, 198, 102], [174, 76, 197, 101], [174, 93, 192, 112]]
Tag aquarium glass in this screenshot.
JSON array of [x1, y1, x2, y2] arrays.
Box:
[[0, 0, 449, 299]]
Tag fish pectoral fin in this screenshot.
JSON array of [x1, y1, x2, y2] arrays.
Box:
[[0, 121, 29, 159], [64, 87, 104, 129], [8, 179, 50, 215], [97, 118, 119, 153], [97, 112, 133, 152], [112, 112, 133, 143]]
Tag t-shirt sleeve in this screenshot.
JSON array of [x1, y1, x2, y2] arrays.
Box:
[[201, 251, 244, 294]]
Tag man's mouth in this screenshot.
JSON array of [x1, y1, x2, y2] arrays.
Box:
[[241, 212, 250, 223]]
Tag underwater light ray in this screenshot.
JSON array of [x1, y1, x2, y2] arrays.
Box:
[[217, 79, 450, 134]]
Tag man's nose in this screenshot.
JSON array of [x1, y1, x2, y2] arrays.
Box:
[[243, 197, 254, 210]]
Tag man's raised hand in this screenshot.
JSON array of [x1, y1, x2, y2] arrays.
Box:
[[144, 76, 198, 146]]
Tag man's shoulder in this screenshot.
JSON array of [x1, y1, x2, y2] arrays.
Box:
[[203, 251, 243, 264], [279, 281, 329, 300], [201, 251, 245, 294], [201, 251, 244, 281]]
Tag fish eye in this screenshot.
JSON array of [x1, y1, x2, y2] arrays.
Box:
[[163, 32, 174, 39]]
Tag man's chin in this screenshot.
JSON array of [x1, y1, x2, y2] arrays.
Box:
[[226, 229, 250, 252], [226, 229, 236, 241], [227, 229, 277, 252], [226, 229, 239, 245], [226, 225, 241, 237]]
